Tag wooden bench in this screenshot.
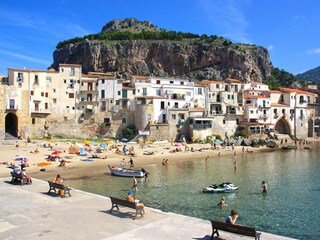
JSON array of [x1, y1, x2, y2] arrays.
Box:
[[109, 196, 144, 219], [10, 172, 24, 185], [48, 181, 71, 198], [210, 220, 261, 240]]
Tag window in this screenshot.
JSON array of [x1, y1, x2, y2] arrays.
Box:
[[69, 93, 74, 98], [223, 120, 226, 124], [104, 118, 110, 123], [180, 81, 184, 85], [45, 103, 48, 109], [118, 91, 121, 96], [70, 67, 75, 76], [133, 90, 136, 95], [236, 119, 239, 124], [46, 77, 52, 83], [160, 101, 165, 110], [32, 118, 35, 124], [53, 89, 56, 93], [18, 72, 23, 80], [142, 88, 147, 96], [122, 118, 126, 124], [64, 117, 68, 121], [101, 79, 105, 84], [156, 89, 161, 96], [170, 81, 174, 84], [34, 75, 39, 84], [30, 91, 34, 96], [156, 80, 160, 84], [197, 88, 203, 95], [101, 90, 105, 99], [53, 98, 57, 104], [186, 91, 191, 96], [41, 92, 44, 97], [45, 92, 48, 97], [172, 114, 176, 120], [69, 80, 74, 89], [216, 84, 219, 88], [64, 79, 67, 84]]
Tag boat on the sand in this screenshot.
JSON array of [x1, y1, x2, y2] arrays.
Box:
[[108, 165, 147, 178]]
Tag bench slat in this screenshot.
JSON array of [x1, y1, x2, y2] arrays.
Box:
[[109, 196, 143, 219], [211, 220, 261, 240]]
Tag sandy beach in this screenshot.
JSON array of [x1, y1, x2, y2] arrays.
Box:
[[0, 137, 315, 181]]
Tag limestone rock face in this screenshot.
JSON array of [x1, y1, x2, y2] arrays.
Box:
[[52, 19, 272, 82]]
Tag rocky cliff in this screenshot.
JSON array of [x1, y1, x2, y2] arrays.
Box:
[[52, 18, 273, 82]]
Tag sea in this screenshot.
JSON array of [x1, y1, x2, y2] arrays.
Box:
[[67, 143, 320, 240]]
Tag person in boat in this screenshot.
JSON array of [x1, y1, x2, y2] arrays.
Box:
[[261, 181, 268, 193], [218, 197, 225, 207], [126, 190, 145, 215], [226, 209, 238, 224]]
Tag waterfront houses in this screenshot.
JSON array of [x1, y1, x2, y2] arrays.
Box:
[[0, 65, 318, 141]]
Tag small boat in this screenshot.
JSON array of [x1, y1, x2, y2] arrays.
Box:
[[203, 182, 238, 193], [108, 165, 147, 178]]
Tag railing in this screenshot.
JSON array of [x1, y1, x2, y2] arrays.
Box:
[[193, 124, 212, 129], [30, 108, 51, 114], [210, 110, 223, 115], [6, 105, 18, 110]]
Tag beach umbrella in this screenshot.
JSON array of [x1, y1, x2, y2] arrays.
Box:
[[121, 138, 128, 142], [52, 151, 62, 155], [14, 157, 27, 161], [100, 143, 107, 148]]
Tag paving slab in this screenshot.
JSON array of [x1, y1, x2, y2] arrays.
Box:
[[0, 177, 295, 240]]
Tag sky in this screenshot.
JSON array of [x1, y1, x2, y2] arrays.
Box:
[[0, 0, 320, 76]]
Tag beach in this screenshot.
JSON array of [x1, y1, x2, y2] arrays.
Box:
[[0, 139, 277, 181]]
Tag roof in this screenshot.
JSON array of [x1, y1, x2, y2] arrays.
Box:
[[271, 103, 289, 107], [225, 78, 242, 83], [189, 107, 206, 112], [269, 90, 282, 94], [59, 63, 82, 67], [251, 81, 268, 86], [279, 87, 314, 95], [8, 68, 56, 73], [244, 94, 269, 99], [131, 75, 150, 80], [199, 80, 225, 85]]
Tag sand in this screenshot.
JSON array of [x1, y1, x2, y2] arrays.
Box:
[[0, 137, 315, 181]]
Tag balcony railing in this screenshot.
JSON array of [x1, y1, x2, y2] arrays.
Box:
[[210, 110, 223, 115], [30, 108, 51, 114], [193, 124, 212, 129], [6, 105, 18, 110]]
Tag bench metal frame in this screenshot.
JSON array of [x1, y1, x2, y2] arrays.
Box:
[[211, 220, 261, 240], [110, 196, 143, 219], [48, 181, 71, 198]]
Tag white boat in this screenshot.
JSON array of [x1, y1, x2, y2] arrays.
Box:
[[203, 182, 238, 193], [108, 165, 147, 178]]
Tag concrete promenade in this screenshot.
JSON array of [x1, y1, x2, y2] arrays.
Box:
[[0, 177, 295, 240]]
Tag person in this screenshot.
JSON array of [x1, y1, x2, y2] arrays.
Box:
[[233, 160, 237, 170], [218, 197, 225, 207], [59, 159, 66, 167], [261, 181, 268, 193], [128, 158, 134, 168], [123, 145, 127, 155], [205, 156, 209, 163], [22, 168, 32, 185], [12, 165, 20, 174], [126, 190, 145, 215], [20, 161, 27, 171], [225, 209, 238, 224], [53, 174, 63, 183], [132, 176, 138, 192], [120, 158, 126, 167]]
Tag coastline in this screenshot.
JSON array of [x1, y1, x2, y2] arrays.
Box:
[[0, 137, 309, 181]]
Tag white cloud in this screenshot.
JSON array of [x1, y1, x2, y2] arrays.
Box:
[[199, 0, 251, 43], [0, 50, 51, 66], [267, 45, 274, 51], [306, 48, 320, 55]]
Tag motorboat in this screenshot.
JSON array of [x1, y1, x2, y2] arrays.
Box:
[[108, 165, 148, 178], [203, 182, 238, 193]]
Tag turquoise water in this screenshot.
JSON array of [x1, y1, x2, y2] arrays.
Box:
[[67, 144, 320, 239]]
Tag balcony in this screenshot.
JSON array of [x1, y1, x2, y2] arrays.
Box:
[[6, 104, 18, 111], [193, 124, 212, 129], [30, 108, 51, 114], [210, 110, 223, 115], [79, 89, 98, 94]]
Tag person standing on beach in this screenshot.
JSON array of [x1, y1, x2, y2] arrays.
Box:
[[128, 158, 134, 168], [261, 181, 268, 193], [120, 158, 126, 167]]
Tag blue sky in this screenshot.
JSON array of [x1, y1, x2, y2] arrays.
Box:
[[0, 0, 320, 76]]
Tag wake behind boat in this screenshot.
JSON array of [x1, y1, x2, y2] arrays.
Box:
[[203, 182, 238, 193], [108, 165, 147, 178]]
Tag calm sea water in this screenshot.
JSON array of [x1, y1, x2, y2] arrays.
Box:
[[67, 144, 320, 240]]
